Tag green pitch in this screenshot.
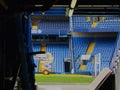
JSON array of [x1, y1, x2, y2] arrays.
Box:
[[35, 74, 94, 83]]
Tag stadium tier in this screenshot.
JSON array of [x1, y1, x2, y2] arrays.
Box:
[[33, 37, 116, 74], [73, 37, 116, 74], [32, 16, 120, 34], [72, 16, 120, 32], [31, 15, 120, 75], [31, 16, 69, 35]]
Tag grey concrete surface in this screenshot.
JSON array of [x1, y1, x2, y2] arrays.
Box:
[[37, 83, 89, 90]]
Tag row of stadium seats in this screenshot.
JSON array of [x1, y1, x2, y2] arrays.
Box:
[[72, 16, 119, 22], [38, 21, 69, 34], [104, 16, 119, 20], [73, 22, 92, 29], [72, 16, 120, 32], [96, 21, 120, 29], [38, 21, 69, 29], [72, 16, 101, 22]]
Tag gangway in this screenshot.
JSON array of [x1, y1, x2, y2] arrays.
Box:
[[79, 42, 95, 70]]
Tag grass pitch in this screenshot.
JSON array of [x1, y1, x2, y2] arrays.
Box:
[[35, 74, 94, 83]]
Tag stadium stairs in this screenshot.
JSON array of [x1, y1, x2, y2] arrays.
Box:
[[91, 57, 95, 63], [91, 21, 98, 28], [86, 16, 91, 22], [79, 42, 95, 70], [41, 43, 46, 52], [86, 42, 96, 54], [74, 37, 115, 74]]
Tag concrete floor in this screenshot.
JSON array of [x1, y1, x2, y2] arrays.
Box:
[[37, 83, 89, 90]]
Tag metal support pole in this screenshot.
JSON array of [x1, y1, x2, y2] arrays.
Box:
[[17, 13, 31, 90], [69, 16, 74, 73], [115, 51, 120, 90]]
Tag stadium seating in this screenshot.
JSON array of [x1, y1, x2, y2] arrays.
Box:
[[72, 16, 92, 32], [32, 15, 119, 74], [72, 37, 91, 61], [72, 37, 116, 73], [46, 44, 69, 73], [32, 44, 41, 52], [38, 21, 69, 34], [31, 16, 120, 34], [72, 37, 91, 72], [72, 16, 120, 32], [91, 38, 115, 71], [32, 16, 69, 35]]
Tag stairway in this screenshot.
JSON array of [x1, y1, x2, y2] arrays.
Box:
[[100, 16, 105, 21], [86, 16, 91, 22], [86, 42, 95, 54], [91, 22, 98, 28], [79, 42, 95, 70], [79, 65, 86, 70], [91, 57, 95, 63], [41, 43, 46, 52]]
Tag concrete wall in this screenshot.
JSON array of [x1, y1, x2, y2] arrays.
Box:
[[72, 32, 117, 37]]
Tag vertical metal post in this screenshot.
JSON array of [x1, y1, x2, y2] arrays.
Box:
[[69, 16, 74, 73], [111, 33, 120, 69], [95, 53, 101, 77], [17, 13, 31, 90], [115, 51, 120, 90]]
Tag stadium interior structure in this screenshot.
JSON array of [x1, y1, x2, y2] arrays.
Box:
[[1, 0, 120, 90]]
